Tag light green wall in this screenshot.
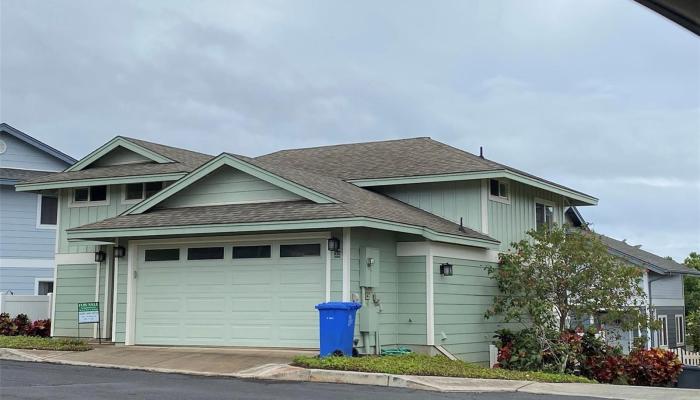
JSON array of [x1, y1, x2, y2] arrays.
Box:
[[114, 253, 128, 343], [57, 186, 136, 253], [433, 256, 506, 366], [53, 263, 97, 337], [161, 165, 303, 208], [377, 181, 481, 231], [488, 180, 565, 251], [91, 147, 151, 167]]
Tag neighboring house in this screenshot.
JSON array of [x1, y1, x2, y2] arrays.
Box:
[[15, 136, 598, 364], [565, 206, 699, 351], [0, 123, 76, 295]]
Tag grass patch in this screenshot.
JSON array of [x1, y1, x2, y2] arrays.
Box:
[[293, 354, 594, 384], [0, 336, 92, 351]]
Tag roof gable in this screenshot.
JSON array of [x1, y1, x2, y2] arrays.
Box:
[[66, 137, 174, 172], [126, 153, 338, 215], [0, 123, 76, 166], [159, 165, 305, 208]]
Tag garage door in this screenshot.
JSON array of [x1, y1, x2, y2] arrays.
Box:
[[134, 240, 325, 348]]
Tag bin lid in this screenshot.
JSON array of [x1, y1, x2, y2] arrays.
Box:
[[315, 301, 362, 310]]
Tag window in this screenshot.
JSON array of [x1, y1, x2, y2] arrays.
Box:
[[187, 247, 224, 260], [535, 201, 554, 228], [123, 182, 167, 202], [675, 315, 685, 345], [233, 245, 271, 259], [489, 179, 509, 202], [657, 315, 668, 347], [36, 280, 53, 295], [37, 194, 58, 226], [145, 248, 180, 262], [280, 243, 321, 257], [73, 186, 108, 204]]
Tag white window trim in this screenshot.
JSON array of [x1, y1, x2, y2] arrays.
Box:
[[34, 278, 54, 295], [675, 314, 685, 346], [121, 183, 145, 204], [36, 194, 58, 229], [69, 186, 110, 207], [488, 179, 511, 204], [534, 197, 557, 226], [657, 315, 669, 348]]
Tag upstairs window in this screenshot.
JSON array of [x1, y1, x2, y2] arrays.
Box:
[[675, 315, 685, 345], [37, 194, 58, 226], [535, 201, 554, 229], [124, 182, 167, 202], [657, 315, 668, 347], [72, 186, 108, 205], [489, 179, 510, 203]]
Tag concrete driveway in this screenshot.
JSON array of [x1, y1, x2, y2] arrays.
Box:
[[20, 344, 315, 375]]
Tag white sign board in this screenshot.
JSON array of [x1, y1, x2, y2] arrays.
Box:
[[78, 302, 100, 324]]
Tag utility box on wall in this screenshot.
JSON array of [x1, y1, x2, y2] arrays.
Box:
[[359, 247, 380, 288]]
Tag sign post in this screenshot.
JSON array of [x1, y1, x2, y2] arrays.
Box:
[[78, 302, 101, 344]]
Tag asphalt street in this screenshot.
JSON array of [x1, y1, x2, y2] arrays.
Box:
[[0, 360, 602, 400]]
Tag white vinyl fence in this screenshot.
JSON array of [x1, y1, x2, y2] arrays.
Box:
[[0, 293, 53, 321], [671, 348, 700, 367], [489, 344, 498, 368]]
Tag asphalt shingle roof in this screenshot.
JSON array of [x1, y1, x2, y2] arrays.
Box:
[[0, 168, 55, 182], [20, 137, 214, 185], [599, 234, 700, 276]]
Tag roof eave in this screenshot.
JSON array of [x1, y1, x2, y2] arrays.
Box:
[[14, 172, 187, 191], [0, 123, 76, 165], [349, 170, 598, 205], [66, 217, 500, 249]]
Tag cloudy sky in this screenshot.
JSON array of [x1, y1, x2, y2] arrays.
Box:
[[1, 0, 698, 260]]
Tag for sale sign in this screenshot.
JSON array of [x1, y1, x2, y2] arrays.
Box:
[[78, 302, 100, 324]]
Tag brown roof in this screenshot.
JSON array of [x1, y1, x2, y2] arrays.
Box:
[[20, 137, 213, 185], [0, 168, 56, 182]]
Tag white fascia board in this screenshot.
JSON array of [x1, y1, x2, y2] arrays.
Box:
[[15, 173, 186, 191], [65, 137, 173, 172], [397, 241, 499, 263]]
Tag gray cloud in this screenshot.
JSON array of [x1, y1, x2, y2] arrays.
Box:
[[1, 0, 698, 260]]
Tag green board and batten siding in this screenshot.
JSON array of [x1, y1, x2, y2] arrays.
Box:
[[160, 166, 303, 208], [378, 181, 482, 231], [53, 264, 98, 337], [432, 256, 507, 365]]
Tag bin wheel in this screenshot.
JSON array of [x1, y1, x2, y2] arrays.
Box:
[[332, 350, 344, 357]]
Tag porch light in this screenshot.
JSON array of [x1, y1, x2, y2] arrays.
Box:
[[114, 246, 126, 258], [94, 251, 106, 263], [440, 263, 453, 277], [327, 238, 341, 255]]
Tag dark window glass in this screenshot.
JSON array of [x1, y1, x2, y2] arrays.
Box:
[[145, 248, 180, 261], [187, 247, 224, 260], [490, 179, 499, 196], [499, 182, 508, 198], [536, 203, 554, 228], [90, 185, 107, 201], [280, 243, 321, 257], [125, 183, 143, 200], [233, 245, 271, 259], [40, 195, 58, 225], [37, 281, 54, 295], [74, 188, 89, 202], [144, 182, 163, 198]]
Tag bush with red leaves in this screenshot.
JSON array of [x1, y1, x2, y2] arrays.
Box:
[[624, 348, 682, 387]]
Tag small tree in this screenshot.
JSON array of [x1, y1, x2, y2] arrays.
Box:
[[684, 252, 700, 350], [486, 225, 650, 336]]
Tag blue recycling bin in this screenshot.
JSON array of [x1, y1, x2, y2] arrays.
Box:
[[315, 302, 362, 357]]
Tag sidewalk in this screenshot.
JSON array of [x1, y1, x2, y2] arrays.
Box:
[[1, 346, 698, 400]]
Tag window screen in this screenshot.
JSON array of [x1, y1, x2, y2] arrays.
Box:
[[536, 203, 554, 228], [125, 183, 143, 200], [280, 243, 321, 257], [187, 247, 224, 260], [145, 248, 180, 261], [90, 185, 107, 201], [232, 245, 271, 259], [37, 281, 54, 295], [40, 195, 58, 225], [144, 182, 163, 198], [74, 188, 89, 202]]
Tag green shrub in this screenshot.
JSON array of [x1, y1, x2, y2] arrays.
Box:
[[293, 354, 594, 384]]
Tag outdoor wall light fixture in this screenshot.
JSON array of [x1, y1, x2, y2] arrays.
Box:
[[327, 237, 341, 256], [440, 263, 453, 277], [94, 251, 106, 263], [114, 246, 126, 258]]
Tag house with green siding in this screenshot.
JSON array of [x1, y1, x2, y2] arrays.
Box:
[[15, 136, 598, 364]]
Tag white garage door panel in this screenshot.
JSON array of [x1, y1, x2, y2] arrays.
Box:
[[135, 242, 325, 348]]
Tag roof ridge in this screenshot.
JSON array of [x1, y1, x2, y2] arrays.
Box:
[[259, 136, 432, 157]]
